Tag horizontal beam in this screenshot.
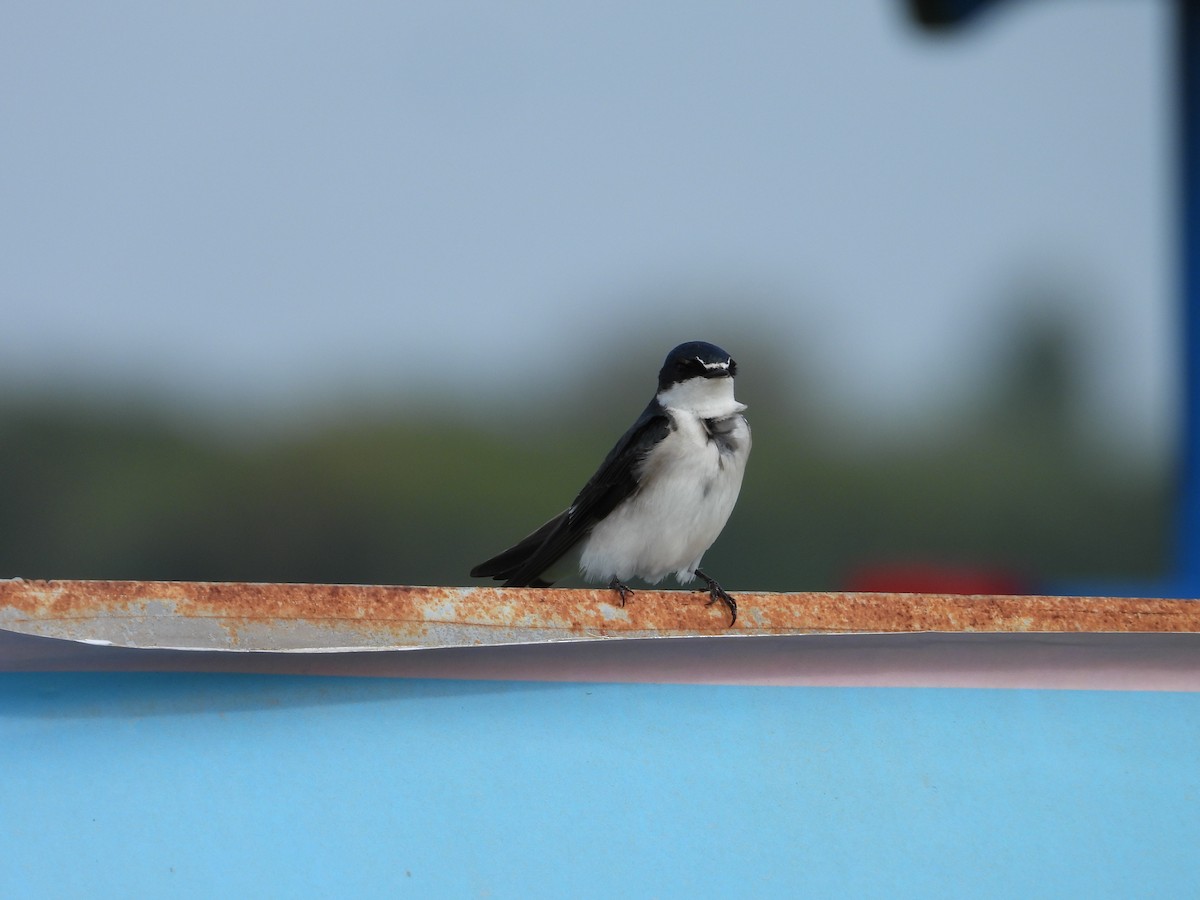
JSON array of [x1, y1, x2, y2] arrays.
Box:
[[1, 579, 1198, 653]]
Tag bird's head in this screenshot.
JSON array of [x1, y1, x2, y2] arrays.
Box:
[[655, 341, 743, 416]]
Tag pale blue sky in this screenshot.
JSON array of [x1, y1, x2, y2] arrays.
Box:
[[0, 1, 1171, 450]]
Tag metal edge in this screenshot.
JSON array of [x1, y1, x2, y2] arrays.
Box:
[[1, 579, 1198, 653]]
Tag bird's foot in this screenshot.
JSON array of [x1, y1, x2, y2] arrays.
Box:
[[608, 578, 634, 608], [695, 569, 737, 627]]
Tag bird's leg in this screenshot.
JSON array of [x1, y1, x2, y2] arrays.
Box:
[[694, 569, 737, 627], [608, 578, 634, 608]]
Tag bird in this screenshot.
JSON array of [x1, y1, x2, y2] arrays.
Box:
[[471, 340, 751, 625]]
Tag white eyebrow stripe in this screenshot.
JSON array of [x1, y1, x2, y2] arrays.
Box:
[[698, 358, 731, 369]]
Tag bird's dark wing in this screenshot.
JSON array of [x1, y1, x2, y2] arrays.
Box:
[[471, 400, 671, 587]]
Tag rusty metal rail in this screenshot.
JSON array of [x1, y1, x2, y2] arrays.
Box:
[[1, 579, 1198, 653]]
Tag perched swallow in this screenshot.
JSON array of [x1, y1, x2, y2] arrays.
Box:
[[471, 340, 751, 625]]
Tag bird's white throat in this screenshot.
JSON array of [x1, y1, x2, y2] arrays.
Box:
[[656, 375, 746, 419]]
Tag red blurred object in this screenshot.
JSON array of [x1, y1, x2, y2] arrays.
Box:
[[846, 563, 1029, 595]]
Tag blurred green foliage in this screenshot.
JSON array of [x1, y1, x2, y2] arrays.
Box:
[[0, 322, 1170, 591]]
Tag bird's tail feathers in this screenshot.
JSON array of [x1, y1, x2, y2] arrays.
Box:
[[470, 511, 567, 585]]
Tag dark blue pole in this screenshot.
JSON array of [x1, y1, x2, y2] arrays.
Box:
[[1179, 0, 1200, 590]]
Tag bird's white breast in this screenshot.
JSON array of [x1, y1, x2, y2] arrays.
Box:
[[579, 391, 751, 586]]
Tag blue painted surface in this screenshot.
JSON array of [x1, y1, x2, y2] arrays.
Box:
[[1, 673, 1198, 898]]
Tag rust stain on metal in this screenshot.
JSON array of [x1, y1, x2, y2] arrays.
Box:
[[1, 579, 1199, 645]]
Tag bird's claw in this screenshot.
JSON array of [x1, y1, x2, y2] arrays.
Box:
[[608, 578, 634, 608], [695, 569, 737, 627]]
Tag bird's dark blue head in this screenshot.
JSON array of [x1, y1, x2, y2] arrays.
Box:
[[657, 341, 738, 392]]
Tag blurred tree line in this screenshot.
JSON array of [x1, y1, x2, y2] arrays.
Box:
[[0, 312, 1169, 592]]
